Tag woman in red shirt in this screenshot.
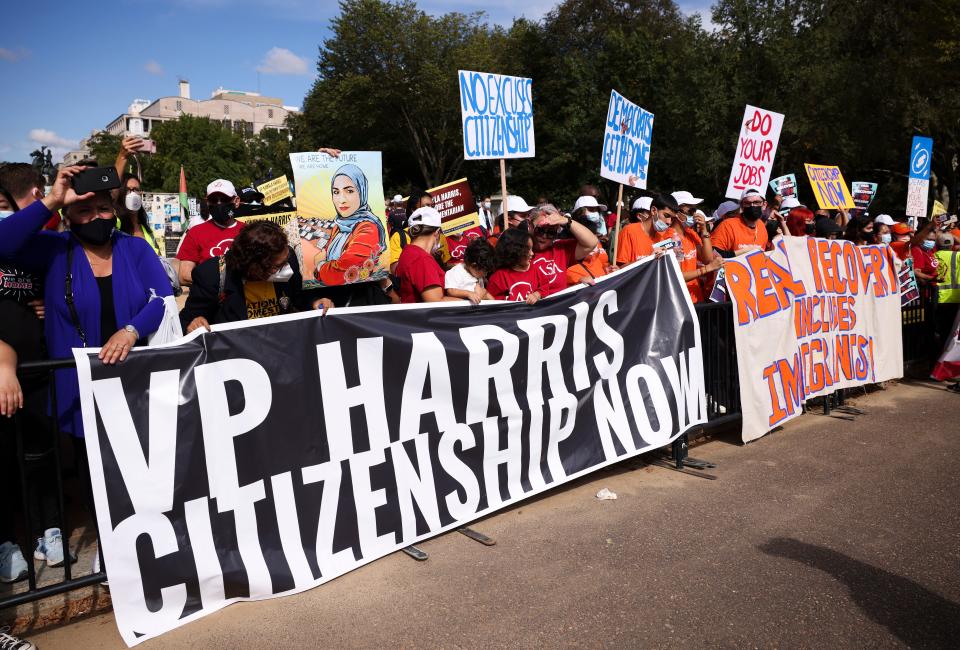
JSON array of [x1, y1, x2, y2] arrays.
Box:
[[487, 228, 544, 304], [395, 207, 463, 303], [313, 164, 388, 285]]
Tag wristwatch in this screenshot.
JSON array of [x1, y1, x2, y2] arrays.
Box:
[[124, 324, 140, 340]]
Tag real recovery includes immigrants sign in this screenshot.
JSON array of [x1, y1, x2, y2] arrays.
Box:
[[74, 256, 706, 646], [724, 236, 903, 442], [600, 89, 654, 188], [458, 70, 535, 160], [725, 105, 784, 200]]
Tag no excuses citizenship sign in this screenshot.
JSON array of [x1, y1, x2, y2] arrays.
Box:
[[458, 70, 535, 160], [725, 105, 784, 199]]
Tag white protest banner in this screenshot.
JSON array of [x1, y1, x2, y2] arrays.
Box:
[[724, 236, 903, 442], [725, 105, 785, 199], [906, 136, 933, 221], [600, 89, 654, 188], [458, 70, 534, 160]]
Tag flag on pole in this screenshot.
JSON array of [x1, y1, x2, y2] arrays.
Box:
[[932, 308, 960, 381], [179, 165, 188, 216]]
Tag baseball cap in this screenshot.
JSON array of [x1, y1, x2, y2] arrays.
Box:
[[631, 196, 653, 212], [206, 179, 237, 198], [937, 232, 955, 249], [573, 195, 607, 213], [780, 196, 801, 210], [712, 200, 740, 221], [392, 194, 403, 203], [740, 188, 763, 202], [498, 195, 534, 216], [815, 218, 843, 238], [671, 190, 703, 206], [239, 186, 264, 203], [891, 222, 914, 236], [408, 206, 442, 228], [873, 214, 896, 226]]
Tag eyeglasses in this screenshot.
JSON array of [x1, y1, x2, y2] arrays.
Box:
[[534, 227, 561, 239], [742, 200, 764, 207], [207, 196, 233, 206]]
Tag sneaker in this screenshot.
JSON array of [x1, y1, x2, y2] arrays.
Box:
[[0, 542, 28, 583], [92, 547, 108, 587], [0, 626, 36, 650], [33, 528, 76, 567]]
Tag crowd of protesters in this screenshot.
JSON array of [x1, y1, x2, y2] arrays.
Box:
[[1, 139, 959, 600]]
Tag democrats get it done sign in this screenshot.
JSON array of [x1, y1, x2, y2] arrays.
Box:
[[458, 70, 535, 160], [600, 89, 654, 188]]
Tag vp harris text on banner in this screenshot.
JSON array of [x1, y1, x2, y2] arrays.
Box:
[[725, 237, 902, 441]]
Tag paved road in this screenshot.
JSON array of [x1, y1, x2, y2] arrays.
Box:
[[30, 380, 960, 649]]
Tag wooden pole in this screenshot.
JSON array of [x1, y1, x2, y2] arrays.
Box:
[[612, 183, 625, 260], [499, 159, 509, 231]]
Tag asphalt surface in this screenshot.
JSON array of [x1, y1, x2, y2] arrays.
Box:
[[29, 380, 960, 649]]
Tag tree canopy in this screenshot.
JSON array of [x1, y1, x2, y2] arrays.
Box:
[[294, 0, 960, 214]]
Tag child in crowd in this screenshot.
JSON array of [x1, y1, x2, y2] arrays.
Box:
[[444, 238, 496, 304], [487, 228, 544, 304]]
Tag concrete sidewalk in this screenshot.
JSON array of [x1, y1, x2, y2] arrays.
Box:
[[28, 380, 960, 649]]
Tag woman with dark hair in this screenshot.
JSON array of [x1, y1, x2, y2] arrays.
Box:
[[487, 228, 544, 304], [117, 185, 160, 255], [181, 221, 332, 332], [843, 217, 875, 245]]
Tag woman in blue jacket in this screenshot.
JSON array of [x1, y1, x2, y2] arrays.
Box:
[[0, 165, 172, 439]]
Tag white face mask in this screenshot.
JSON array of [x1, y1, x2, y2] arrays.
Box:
[[125, 192, 143, 212], [483, 201, 491, 210], [0, 210, 14, 221], [267, 263, 293, 282]]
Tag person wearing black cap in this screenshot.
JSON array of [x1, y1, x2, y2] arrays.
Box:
[[815, 217, 842, 239]]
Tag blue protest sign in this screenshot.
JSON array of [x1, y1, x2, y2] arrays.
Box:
[[458, 70, 535, 160], [599, 90, 654, 188], [909, 136, 933, 180]]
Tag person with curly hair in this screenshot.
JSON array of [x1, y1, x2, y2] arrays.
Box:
[[445, 238, 496, 304], [487, 228, 544, 304], [180, 220, 332, 332]]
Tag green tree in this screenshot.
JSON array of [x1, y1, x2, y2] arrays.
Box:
[[246, 128, 293, 186]]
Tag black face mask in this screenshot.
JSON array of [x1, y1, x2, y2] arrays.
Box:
[[72, 217, 115, 246], [209, 203, 235, 226], [742, 205, 763, 222], [804, 223, 816, 236]]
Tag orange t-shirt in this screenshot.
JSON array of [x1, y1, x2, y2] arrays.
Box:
[[710, 216, 767, 255], [616, 222, 656, 264], [663, 227, 707, 302], [566, 247, 609, 285]]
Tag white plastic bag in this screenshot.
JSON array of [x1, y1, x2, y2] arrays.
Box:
[[148, 295, 183, 346]]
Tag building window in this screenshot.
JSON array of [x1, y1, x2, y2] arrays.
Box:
[[268, 108, 274, 119], [176, 100, 182, 112]]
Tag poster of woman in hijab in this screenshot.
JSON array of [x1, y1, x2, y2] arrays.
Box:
[[290, 151, 389, 288]]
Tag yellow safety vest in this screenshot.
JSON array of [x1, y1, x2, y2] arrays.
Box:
[[936, 250, 960, 303]]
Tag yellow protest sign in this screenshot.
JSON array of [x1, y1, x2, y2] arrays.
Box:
[[804, 163, 855, 209], [256, 175, 293, 206]]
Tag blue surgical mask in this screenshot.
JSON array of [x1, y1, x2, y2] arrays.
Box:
[[0, 210, 14, 221], [654, 219, 670, 233], [684, 216, 695, 228], [585, 211, 607, 236], [921, 239, 935, 251], [880, 233, 892, 244]]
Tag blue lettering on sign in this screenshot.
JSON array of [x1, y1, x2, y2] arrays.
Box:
[[459, 71, 535, 159], [909, 136, 933, 180], [600, 90, 654, 187]]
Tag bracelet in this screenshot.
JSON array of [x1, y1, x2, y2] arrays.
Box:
[[383, 284, 394, 293], [123, 324, 140, 339]]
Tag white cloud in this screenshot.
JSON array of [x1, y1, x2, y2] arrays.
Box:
[[144, 60, 164, 76], [256, 47, 309, 75], [29, 129, 79, 149], [0, 47, 29, 62]]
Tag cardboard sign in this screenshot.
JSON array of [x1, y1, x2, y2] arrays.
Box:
[[458, 70, 535, 160], [725, 105, 785, 199], [256, 175, 293, 206], [804, 163, 855, 209], [769, 173, 798, 199], [850, 181, 878, 210], [289, 151, 389, 288], [906, 136, 933, 219], [428, 178, 483, 263], [600, 89, 654, 188]]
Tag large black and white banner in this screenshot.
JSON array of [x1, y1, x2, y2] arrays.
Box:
[[75, 256, 706, 646]]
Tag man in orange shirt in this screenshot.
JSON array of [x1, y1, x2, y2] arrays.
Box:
[[652, 193, 721, 302], [616, 196, 665, 265], [710, 188, 768, 257]]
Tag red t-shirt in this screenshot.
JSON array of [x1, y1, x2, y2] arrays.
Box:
[[911, 245, 939, 280], [396, 244, 445, 303], [487, 266, 543, 301], [176, 220, 245, 264], [531, 239, 578, 297]]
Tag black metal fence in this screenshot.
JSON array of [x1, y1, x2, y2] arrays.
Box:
[[0, 293, 939, 613]]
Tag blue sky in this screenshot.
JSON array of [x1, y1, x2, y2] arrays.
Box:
[[0, 0, 711, 164]]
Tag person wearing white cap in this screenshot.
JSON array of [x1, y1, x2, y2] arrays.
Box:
[[670, 190, 703, 216], [389, 190, 432, 274], [394, 206, 463, 304], [616, 196, 658, 264], [709, 187, 769, 257], [571, 195, 609, 239], [494, 195, 535, 234], [175, 179, 244, 286]]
